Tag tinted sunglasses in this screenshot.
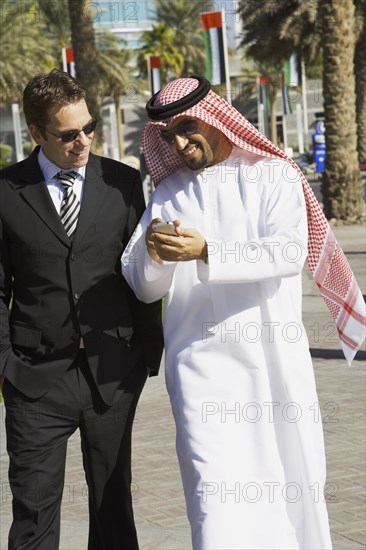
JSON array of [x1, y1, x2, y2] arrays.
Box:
[[38, 120, 98, 143], [160, 119, 198, 144]]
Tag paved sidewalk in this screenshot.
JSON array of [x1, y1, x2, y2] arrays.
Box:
[[0, 224, 365, 549]]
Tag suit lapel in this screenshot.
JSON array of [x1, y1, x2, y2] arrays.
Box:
[[18, 149, 70, 247], [72, 154, 110, 244]]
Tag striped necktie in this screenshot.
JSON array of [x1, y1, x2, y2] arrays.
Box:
[[55, 170, 80, 240]]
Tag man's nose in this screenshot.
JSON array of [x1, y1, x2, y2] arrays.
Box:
[[76, 130, 92, 146], [174, 134, 189, 150]]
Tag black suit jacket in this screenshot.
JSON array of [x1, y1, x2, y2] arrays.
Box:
[[0, 147, 163, 404]]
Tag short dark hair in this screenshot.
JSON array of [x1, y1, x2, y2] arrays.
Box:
[[23, 69, 86, 128]]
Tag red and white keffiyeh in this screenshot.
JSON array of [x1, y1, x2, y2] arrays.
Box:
[[142, 77, 366, 364]]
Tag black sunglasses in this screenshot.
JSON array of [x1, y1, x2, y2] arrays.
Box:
[[38, 120, 98, 143], [160, 119, 198, 144]]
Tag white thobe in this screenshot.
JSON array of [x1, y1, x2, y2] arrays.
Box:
[[122, 147, 332, 549]]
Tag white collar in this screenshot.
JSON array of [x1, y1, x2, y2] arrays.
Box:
[[38, 147, 86, 182]]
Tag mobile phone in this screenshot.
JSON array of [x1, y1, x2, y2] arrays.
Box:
[[152, 221, 177, 235]]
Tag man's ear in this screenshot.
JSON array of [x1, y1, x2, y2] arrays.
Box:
[[28, 124, 45, 145]]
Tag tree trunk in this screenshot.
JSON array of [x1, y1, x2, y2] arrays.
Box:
[[269, 81, 279, 146], [68, 0, 103, 154], [320, 0, 364, 221], [114, 89, 124, 160], [355, 20, 366, 166]]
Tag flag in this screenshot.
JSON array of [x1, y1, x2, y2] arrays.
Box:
[[281, 73, 292, 115], [200, 11, 227, 85], [148, 56, 163, 96], [62, 48, 76, 78], [284, 53, 301, 87], [282, 54, 301, 115]]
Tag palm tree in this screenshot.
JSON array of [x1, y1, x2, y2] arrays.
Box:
[[237, 0, 321, 145], [137, 23, 184, 80], [0, 0, 56, 105], [34, 0, 139, 159], [238, 0, 365, 167], [156, 0, 205, 76], [354, 0, 366, 166], [138, 0, 205, 81], [237, 0, 321, 65], [39, 0, 70, 59], [238, 0, 363, 220], [320, 0, 363, 221], [96, 32, 132, 159], [68, 0, 103, 152]]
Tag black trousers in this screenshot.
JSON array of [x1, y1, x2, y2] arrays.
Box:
[[3, 350, 147, 550]]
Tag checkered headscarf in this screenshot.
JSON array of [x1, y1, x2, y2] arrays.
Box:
[[142, 77, 366, 364]]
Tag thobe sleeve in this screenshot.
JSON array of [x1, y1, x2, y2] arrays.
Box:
[[197, 163, 308, 284], [122, 202, 177, 304]]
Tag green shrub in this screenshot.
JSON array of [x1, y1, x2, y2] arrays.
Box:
[[23, 141, 33, 156], [0, 143, 13, 168]]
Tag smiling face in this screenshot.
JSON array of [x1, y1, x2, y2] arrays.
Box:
[[29, 100, 94, 169], [160, 117, 232, 171]]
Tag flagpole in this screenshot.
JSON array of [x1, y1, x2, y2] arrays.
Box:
[[296, 103, 304, 154], [301, 60, 309, 149], [221, 9, 231, 105], [12, 103, 25, 162], [257, 77, 264, 136], [147, 57, 152, 96], [282, 114, 288, 151], [62, 48, 67, 73]]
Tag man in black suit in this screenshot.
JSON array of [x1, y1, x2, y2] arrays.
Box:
[[0, 69, 163, 550]]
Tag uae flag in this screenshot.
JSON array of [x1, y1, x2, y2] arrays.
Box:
[[62, 48, 76, 78], [148, 56, 163, 95], [282, 53, 301, 115], [200, 11, 226, 85], [284, 53, 301, 87]]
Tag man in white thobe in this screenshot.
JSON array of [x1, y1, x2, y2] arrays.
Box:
[[122, 76, 365, 550]]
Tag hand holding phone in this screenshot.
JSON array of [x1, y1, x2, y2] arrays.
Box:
[[151, 221, 177, 235], [148, 218, 206, 263]]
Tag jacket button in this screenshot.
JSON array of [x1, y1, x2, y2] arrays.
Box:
[[70, 253, 76, 261], [74, 293, 80, 300], [71, 333, 80, 342]]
